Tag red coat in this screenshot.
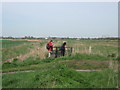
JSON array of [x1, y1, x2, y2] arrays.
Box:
[[48, 42, 53, 51]]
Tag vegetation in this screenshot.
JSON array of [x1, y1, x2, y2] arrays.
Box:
[[2, 64, 118, 88], [2, 40, 34, 48], [2, 40, 47, 61], [2, 39, 119, 88], [2, 53, 111, 72]]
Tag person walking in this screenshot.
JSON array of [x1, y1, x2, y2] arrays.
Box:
[[46, 40, 54, 58], [60, 42, 66, 56]]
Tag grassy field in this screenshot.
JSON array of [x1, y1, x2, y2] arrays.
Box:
[[2, 66, 118, 88], [2, 40, 35, 48], [2, 40, 47, 62], [1, 39, 119, 88]]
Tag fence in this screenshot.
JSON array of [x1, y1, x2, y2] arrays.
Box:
[[51, 47, 73, 58]]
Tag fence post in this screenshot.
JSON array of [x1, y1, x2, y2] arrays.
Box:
[[89, 45, 92, 54], [70, 47, 72, 56]]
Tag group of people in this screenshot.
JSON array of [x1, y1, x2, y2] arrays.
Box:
[[46, 40, 66, 58]]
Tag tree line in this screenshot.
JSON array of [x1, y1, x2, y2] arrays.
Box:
[[1, 36, 119, 40]]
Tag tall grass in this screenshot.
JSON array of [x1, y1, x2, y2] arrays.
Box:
[[66, 40, 118, 59]]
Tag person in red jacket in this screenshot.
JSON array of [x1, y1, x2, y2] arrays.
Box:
[[47, 40, 54, 57]]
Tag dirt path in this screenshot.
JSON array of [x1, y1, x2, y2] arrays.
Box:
[[3, 43, 46, 63], [2, 41, 62, 64], [2, 70, 35, 74], [17, 44, 46, 61], [76, 70, 101, 72], [2, 69, 101, 75]]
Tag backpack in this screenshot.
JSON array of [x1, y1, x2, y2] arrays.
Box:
[[46, 43, 50, 49]]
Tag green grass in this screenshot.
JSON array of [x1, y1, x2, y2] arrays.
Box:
[[2, 40, 47, 61], [2, 40, 37, 61], [67, 39, 118, 58], [2, 44, 34, 61], [2, 53, 112, 72], [2, 64, 118, 88], [2, 40, 35, 48], [54, 53, 111, 61], [92, 45, 118, 57], [2, 54, 114, 76], [78, 69, 118, 88], [2, 39, 119, 88]]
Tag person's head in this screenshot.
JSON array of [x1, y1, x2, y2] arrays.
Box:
[[63, 42, 66, 46], [50, 40, 53, 42]]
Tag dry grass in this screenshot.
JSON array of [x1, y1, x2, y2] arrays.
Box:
[[3, 42, 47, 63]]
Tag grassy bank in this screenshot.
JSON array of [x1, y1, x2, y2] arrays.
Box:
[[2, 53, 113, 72], [2, 64, 118, 88]]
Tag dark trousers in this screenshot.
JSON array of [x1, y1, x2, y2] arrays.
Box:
[[61, 50, 65, 56]]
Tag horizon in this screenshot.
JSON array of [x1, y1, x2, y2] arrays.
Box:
[[1, 36, 118, 38]]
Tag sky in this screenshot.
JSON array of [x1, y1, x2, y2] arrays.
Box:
[[2, 2, 118, 38]]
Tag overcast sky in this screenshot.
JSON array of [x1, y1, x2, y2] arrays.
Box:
[[2, 2, 118, 38]]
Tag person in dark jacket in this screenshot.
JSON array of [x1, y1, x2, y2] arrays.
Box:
[[60, 42, 66, 56]]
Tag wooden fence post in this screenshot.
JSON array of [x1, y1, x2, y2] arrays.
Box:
[[70, 47, 72, 56]]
